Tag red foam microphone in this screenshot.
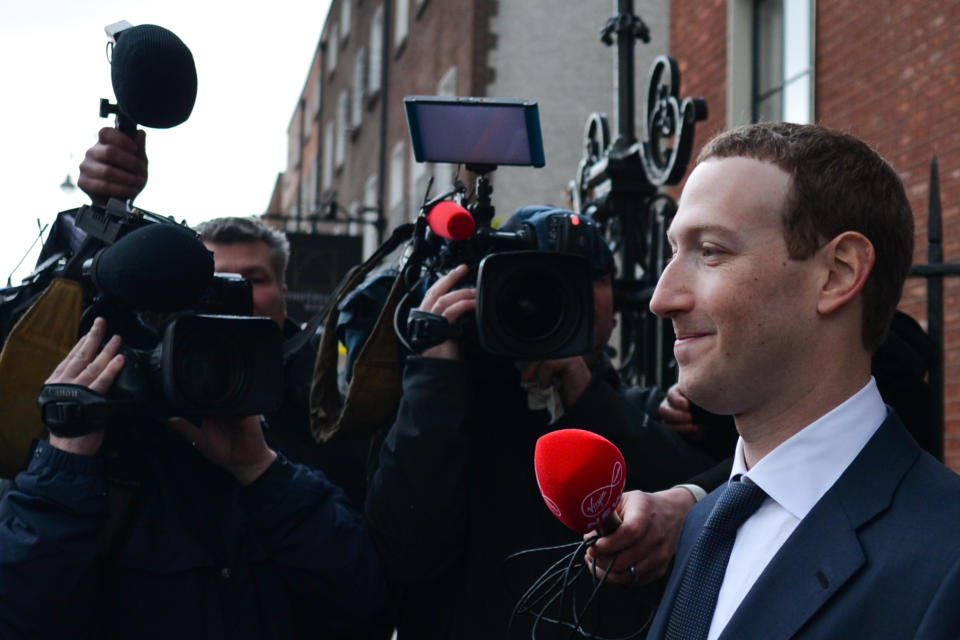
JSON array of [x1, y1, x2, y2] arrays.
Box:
[[534, 429, 625, 535], [426, 200, 475, 240]]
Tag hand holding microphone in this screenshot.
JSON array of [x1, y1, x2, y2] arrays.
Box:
[[534, 428, 696, 587], [80, 23, 197, 206]]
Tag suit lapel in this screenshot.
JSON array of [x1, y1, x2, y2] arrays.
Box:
[[718, 414, 920, 640]]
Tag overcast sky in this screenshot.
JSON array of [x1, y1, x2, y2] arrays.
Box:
[[0, 1, 332, 285]]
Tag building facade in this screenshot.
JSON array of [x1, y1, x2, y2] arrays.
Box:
[[270, 0, 670, 259]]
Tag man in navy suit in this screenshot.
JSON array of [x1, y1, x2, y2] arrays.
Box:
[[621, 122, 960, 639]]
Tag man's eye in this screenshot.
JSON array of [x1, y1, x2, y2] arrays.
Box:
[[700, 244, 721, 258]]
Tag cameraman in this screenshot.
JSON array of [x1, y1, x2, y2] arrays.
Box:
[[0, 316, 388, 638], [75, 127, 368, 509], [364, 206, 722, 639]]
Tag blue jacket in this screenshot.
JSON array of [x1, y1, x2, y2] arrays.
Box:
[[0, 433, 389, 639], [646, 413, 960, 640]]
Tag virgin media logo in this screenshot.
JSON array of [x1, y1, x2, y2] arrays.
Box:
[[580, 461, 623, 518]]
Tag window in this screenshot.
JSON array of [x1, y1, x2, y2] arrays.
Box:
[[340, 0, 352, 40], [327, 29, 338, 74], [352, 48, 366, 129], [368, 5, 383, 96], [388, 141, 406, 229], [288, 103, 303, 170], [313, 62, 323, 118], [363, 173, 379, 259], [437, 65, 457, 98], [322, 121, 334, 191], [336, 90, 349, 168], [409, 147, 431, 219], [753, 0, 812, 123], [303, 162, 316, 215], [395, 0, 409, 51]]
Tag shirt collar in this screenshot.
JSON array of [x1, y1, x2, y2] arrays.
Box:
[[730, 377, 887, 520]]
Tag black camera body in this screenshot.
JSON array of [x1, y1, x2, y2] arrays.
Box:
[[110, 312, 282, 418], [401, 96, 602, 362], [36, 199, 285, 430], [410, 211, 596, 361]]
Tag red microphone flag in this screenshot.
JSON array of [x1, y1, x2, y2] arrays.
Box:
[[534, 429, 626, 534], [426, 200, 475, 240]]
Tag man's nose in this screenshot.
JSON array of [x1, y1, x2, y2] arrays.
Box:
[[649, 258, 690, 319]]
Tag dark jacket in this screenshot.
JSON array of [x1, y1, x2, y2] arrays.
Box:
[[365, 355, 718, 639], [0, 430, 389, 639], [263, 318, 369, 510], [646, 413, 960, 640]]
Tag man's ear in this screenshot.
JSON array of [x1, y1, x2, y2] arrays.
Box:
[[817, 231, 875, 315]]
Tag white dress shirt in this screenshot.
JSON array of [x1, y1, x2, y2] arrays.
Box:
[[706, 377, 887, 640]]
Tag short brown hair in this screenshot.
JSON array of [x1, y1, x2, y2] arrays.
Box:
[[194, 216, 290, 287], [698, 122, 914, 352]]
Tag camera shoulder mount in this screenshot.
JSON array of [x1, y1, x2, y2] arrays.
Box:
[[37, 383, 131, 438]]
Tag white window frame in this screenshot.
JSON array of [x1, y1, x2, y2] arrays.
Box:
[[352, 47, 366, 130], [336, 90, 349, 168], [322, 121, 334, 191], [368, 5, 384, 96], [389, 141, 405, 228], [395, 0, 409, 51], [327, 28, 339, 74], [340, 0, 352, 40]]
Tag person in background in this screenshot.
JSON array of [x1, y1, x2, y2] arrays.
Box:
[[75, 126, 368, 508]]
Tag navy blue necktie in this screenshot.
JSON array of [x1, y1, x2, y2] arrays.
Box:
[[664, 477, 767, 640]]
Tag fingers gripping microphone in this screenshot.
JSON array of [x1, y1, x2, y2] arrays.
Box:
[[110, 24, 198, 131], [534, 429, 625, 535], [90, 224, 214, 312], [426, 200, 475, 240]]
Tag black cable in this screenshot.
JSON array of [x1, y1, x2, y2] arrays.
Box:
[[505, 535, 650, 640]]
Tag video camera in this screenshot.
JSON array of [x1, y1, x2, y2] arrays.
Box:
[[1, 23, 282, 445], [397, 96, 602, 361]]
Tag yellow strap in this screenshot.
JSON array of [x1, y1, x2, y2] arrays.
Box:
[[0, 278, 82, 477]]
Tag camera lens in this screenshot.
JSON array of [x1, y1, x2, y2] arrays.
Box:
[[172, 330, 246, 407], [476, 251, 593, 360], [495, 270, 564, 341]]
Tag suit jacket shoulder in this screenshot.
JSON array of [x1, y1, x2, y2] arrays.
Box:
[[647, 412, 960, 640]]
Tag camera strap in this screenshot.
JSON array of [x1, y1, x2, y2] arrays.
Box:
[[283, 222, 415, 361], [406, 309, 462, 353], [308, 223, 417, 443], [37, 383, 130, 438]]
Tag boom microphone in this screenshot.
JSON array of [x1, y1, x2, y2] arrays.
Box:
[[534, 429, 625, 535], [89, 224, 214, 312], [426, 200, 475, 240], [111, 24, 198, 129]]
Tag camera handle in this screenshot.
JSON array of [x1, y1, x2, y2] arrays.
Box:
[[37, 383, 133, 438], [465, 165, 496, 229]]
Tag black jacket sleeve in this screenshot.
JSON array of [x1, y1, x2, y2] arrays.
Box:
[[240, 454, 390, 635], [364, 357, 476, 584], [0, 440, 108, 639]]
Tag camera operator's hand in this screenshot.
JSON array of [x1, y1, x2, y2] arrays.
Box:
[[77, 126, 148, 207], [583, 486, 696, 587], [417, 264, 476, 360], [45, 317, 125, 457], [167, 415, 277, 486], [520, 357, 591, 408], [659, 382, 705, 442]]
